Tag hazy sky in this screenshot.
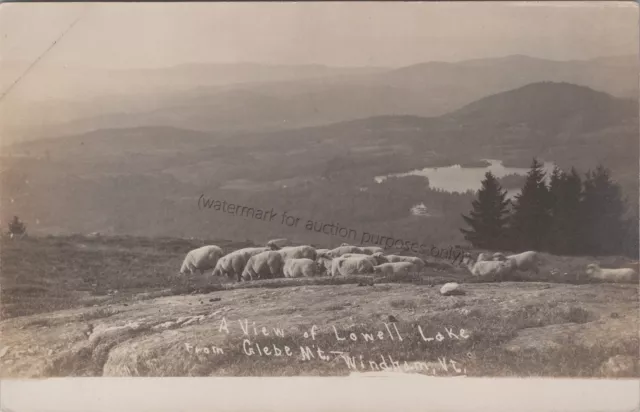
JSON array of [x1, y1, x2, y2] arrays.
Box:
[[1, 1, 638, 71]]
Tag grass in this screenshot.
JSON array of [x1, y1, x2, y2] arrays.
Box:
[[389, 299, 420, 310], [0, 235, 245, 318], [1, 235, 637, 319], [1, 234, 638, 379]]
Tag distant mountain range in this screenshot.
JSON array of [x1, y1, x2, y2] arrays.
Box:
[[2, 81, 637, 243], [2, 54, 637, 145]]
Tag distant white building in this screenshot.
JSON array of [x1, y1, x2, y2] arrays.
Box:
[[410, 203, 431, 216]]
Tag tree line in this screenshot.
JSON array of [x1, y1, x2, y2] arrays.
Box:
[[461, 158, 639, 258]]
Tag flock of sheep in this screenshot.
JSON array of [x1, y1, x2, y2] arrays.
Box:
[[462, 250, 638, 283], [461, 251, 541, 281], [179, 239, 639, 284], [180, 240, 425, 282]]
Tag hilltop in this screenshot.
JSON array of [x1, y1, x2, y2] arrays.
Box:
[[0, 235, 637, 378]]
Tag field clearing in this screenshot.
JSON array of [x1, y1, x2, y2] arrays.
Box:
[[0, 235, 638, 378]]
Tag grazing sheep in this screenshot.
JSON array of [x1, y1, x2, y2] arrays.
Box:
[[338, 253, 381, 266], [492, 252, 507, 261], [317, 255, 334, 274], [213, 253, 252, 281], [241, 251, 285, 281], [371, 252, 389, 263], [383, 255, 426, 270], [506, 251, 540, 273], [463, 253, 516, 280], [409, 257, 427, 271], [585, 263, 638, 283], [266, 238, 292, 249], [339, 253, 365, 258], [373, 262, 416, 275], [284, 258, 322, 278], [476, 253, 490, 262], [212, 247, 269, 281], [272, 245, 317, 261], [360, 246, 385, 255], [472, 260, 516, 280], [331, 256, 375, 276], [180, 245, 224, 275], [378, 254, 404, 263], [328, 245, 365, 258], [316, 248, 331, 257]]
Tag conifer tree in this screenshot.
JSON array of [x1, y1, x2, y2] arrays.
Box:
[[548, 167, 583, 254], [621, 212, 639, 259], [581, 165, 627, 255], [509, 158, 551, 251], [460, 171, 511, 249]]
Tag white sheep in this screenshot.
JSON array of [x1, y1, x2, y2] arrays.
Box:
[[492, 252, 507, 261], [476, 252, 490, 262], [316, 248, 331, 257], [463, 253, 516, 280], [180, 245, 224, 275], [506, 251, 540, 273], [266, 238, 292, 249], [273, 245, 317, 261], [360, 246, 385, 255], [371, 252, 389, 262], [373, 262, 416, 275], [241, 251, 285, 281], [338, 253, 384, 267], [211, 247, 269, 281], [585, 263, 638, 283], [283, 258, 323, 278], [382, 254, 426, 270], [316, 255, 334, 274], [328, 245, 365, 258], [331, 256, 375, 276]]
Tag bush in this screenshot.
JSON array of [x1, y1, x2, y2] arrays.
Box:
[[8, 216, 26, 236]]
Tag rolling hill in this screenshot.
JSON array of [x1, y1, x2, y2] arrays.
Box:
[[1, 82, 637, 249], [3, 54, 637, 145]]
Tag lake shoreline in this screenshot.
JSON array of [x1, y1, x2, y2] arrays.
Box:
[[375, 158, 556, 198]]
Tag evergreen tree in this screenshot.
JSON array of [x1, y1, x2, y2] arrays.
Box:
[[460, 171, 511, 249], [548, 167, 583, 254], [547, 167, 565, 252], [509, 158, 551, 251], [581, 165, 627, 255], [621, 212, 639, 259]]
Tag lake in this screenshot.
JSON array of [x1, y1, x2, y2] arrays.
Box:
[[375, 159, 556, 198]]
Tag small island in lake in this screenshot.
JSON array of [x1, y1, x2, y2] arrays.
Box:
[[457, 159, 492, 168]]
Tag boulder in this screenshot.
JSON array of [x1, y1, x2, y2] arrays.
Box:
[[440, 282, 465, 296]]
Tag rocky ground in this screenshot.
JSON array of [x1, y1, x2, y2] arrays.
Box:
[[1, 235, 638, 378]]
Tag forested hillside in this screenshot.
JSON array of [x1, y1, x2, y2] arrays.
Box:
[[2, 82, 637, 255]]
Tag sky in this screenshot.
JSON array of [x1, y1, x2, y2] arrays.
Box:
[[1, 1, 638, 71], [0, 1, 637, 142]]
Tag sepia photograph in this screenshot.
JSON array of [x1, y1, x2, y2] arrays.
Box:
[[0, 1, 638, 400]]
